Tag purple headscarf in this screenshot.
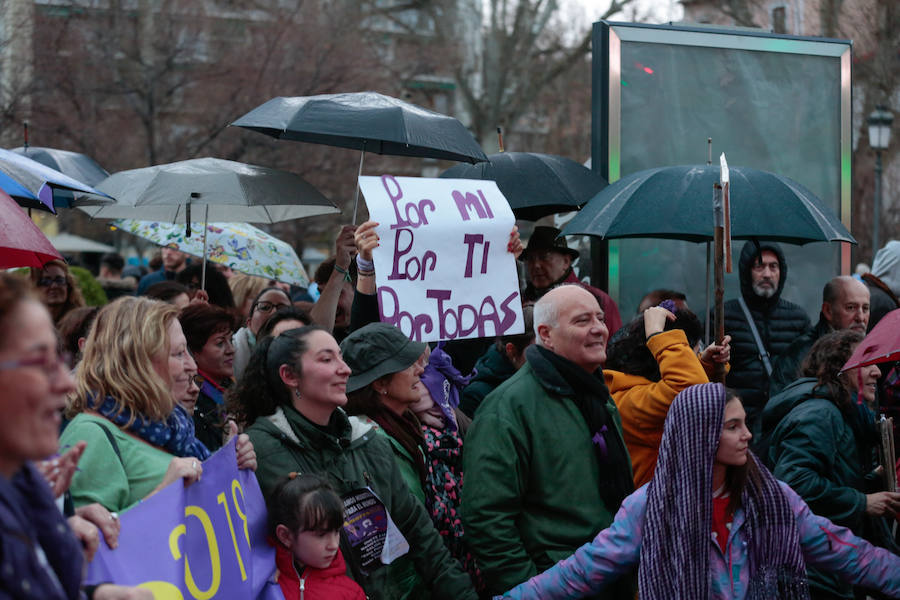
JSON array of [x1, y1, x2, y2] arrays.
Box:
[[639, 383, 808, 600], [419, 342, 475, 432]]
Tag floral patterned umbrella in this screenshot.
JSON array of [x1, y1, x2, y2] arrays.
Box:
[[113, 219, 309, 287]]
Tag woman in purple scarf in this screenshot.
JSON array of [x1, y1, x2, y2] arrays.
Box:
[[501, 383, 900, 599]]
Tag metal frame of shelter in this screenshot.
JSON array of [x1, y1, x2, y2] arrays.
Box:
[[591, 21, 853, 303]]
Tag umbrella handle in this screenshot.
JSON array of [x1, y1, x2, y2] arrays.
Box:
[[201, 204, 209, 291], [352, 143, 367, 225]]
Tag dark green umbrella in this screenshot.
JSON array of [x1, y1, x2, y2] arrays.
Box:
[[561, 164, 855, 245], [439, 152, 607, 221]]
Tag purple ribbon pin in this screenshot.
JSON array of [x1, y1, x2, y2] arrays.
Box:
[[592, 425, 608, 459]]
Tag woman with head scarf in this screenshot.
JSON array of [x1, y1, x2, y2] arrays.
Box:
[[501, 383, 900, 599]]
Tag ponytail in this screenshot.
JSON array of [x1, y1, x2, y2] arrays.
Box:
[[226, 325, 328, 428]]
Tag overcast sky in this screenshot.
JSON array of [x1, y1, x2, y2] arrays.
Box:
[[570, 0, 685, 25]]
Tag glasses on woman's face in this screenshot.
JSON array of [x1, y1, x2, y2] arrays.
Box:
[[0, 350, 72, 380], [254, 300, 289, 314], [37, 276, 67, 288], [191, 374, 204, 388]]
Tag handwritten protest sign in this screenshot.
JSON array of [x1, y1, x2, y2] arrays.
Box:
[[84, 439, 274, 600], [359, 175, 525, 342]]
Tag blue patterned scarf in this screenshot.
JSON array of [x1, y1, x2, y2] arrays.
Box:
[[89, 394, 211, 460]]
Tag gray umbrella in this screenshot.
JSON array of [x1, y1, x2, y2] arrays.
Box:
[[78, 157, 339, 289], [12, 146, 110, 187], [78, 157, 338, 223]]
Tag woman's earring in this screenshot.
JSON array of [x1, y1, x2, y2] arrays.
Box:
[[294, 388, 302, 400]]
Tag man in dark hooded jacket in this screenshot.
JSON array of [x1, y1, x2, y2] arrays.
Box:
[[721, 241, 810, 443]]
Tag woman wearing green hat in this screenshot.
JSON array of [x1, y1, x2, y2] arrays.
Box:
[[229, 325, 476, 600], [340, 322, 430, 506]]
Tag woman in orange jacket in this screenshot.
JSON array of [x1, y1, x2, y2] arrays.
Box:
[[605, 303, 730, 487]]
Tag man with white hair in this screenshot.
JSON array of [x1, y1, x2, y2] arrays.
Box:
[[461, 285, 634, 599]]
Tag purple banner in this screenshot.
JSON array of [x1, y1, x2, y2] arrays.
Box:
[[84, 438, 276, 599]]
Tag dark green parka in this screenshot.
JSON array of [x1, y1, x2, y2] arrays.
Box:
[[247, 404, 476, 600], [763, 378, 891, 598]]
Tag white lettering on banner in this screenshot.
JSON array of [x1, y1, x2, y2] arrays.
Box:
[[359, 175, 525, 342]]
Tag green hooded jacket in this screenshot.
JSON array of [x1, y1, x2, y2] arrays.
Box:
[[247, 404, 476, 600], [763, 378, 875, 598]]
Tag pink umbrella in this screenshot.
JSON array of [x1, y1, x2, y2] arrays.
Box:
[[841, 308, 900, 372], [0, 189, 63, 268]]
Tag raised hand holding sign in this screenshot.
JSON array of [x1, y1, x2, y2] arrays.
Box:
[[358, 175, 525, 342]]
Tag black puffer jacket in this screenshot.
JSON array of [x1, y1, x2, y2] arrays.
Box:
[[722, 242, 810, 429], [769, 316, 832, 396]]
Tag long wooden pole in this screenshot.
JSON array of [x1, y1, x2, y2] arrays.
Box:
[[713, 183, 726, 383]]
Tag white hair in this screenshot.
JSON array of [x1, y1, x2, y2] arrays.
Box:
[[532, 288, 563, 346]]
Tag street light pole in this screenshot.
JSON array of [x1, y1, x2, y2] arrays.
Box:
[[874, 149, 883, 253], [868, 105, 894, 259]]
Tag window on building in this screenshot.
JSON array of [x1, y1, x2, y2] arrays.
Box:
[[772, 6, 787, 34]]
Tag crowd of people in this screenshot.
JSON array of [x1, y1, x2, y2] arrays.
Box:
[[3, 223, 900, 600]]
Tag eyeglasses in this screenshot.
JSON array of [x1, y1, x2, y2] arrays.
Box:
[[0, 351, 72, 380], [191, 374, 205, 388], [37, 276, 67, 288], [255, 301, 289, 314]]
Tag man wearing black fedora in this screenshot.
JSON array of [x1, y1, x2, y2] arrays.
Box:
[[521, 226, 622, 335]]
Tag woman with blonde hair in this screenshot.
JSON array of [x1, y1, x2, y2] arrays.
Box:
[[61, 296, 255, 513], [30, 259, 85, 324], [229, 272, 271, 321]]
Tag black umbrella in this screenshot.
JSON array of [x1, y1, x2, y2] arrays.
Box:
[[439, 152, 607, 221], [232, 92, 488, 220], [232, 92, 487, 162], [12, 146, 110, 187], [561, 164, 855, 245]]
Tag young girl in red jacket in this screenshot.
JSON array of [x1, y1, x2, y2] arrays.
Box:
[[268, 473, 365, 600]]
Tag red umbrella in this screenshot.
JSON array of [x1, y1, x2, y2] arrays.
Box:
[[841, 308, 900, 372], [0, 189, 63, 268]]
